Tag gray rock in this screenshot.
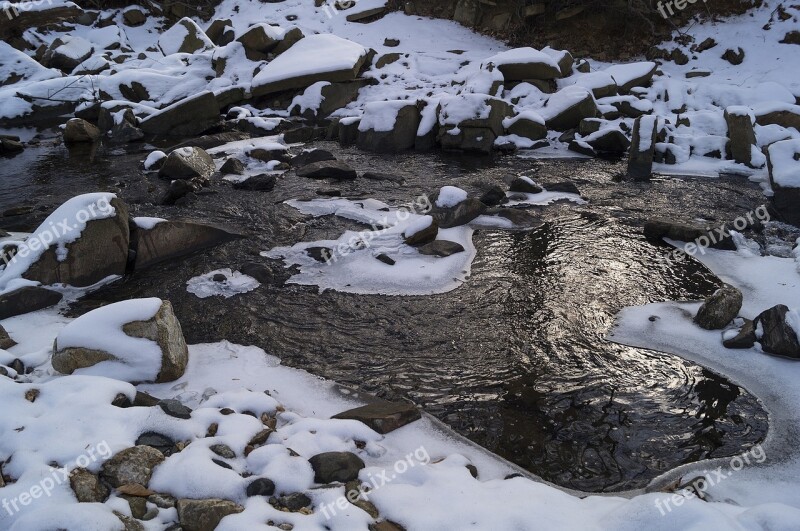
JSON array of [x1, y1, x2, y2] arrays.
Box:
[[643, 219, 736, 250], [431, 198, 487, 228], [210, 444, 236, 459], [136, 432, 176, 456], [333, 401, 421, 434], [0, 286, 62, 320], [724, 108, 757, 166], [159, 147, 215, 181], [506, 116, 547, 141], [232, 174, 277, 191], [101, 446, 165, 488], [544, 90, 598, 131], [338, 119, 361, 147], [509, 177, 542, 194], [245, 477, 275, 497], [122, 7, 147, 27], [694, 285, 743, 330], [297, 160, 357, 180], [291, 149, 336, 168], [627, 115, 658, 181], [70, 468, 109, 503], [418, 240, 466, 257], [357, 102, 421, 153], [52, 299, 189, 383], [585, 128, 630, 153], [43, 37, 93, 72], [140, 92, 221, 138], [21, 197, 129, 288], [375, 253, 395, 266], [272, 492, 311, 511], [721, 47, 745, 65], [479, 185, 508, 206], [206, 19, 235, 46], [755, 305, 800, 358], [306, 247, 334, 263], [0, 137, 25, 155], [309, 452, 365, 484], [219, 158, 245, 175], [403, 219, 438, 246], [159, 399, 192, 419], [158, 18, 211, 55], [723, 319, 757, 349], [0, 324, 16, 350], [177, 498, 244, 531], [63, 118, 102, 143], [134, 221, 240, 270]]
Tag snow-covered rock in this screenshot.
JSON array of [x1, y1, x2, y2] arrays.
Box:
[[53, 298, 189, 383], [251, 34, 368, 97], [483, 47, 563, 80], [139, 91, 221, 137], [540, 86, 597, 131], [628, 115, 658, 180], [357, 100, 421, 153], [158, 147, 216, 181], [158, 17, 214, 56]]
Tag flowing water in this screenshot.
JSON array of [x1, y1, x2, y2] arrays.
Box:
[[0, 129, 769, 492]]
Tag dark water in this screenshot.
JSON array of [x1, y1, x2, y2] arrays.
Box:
[[0, 131, 769, 492]]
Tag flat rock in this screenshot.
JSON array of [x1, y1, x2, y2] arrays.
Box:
[[232, 174, 277, 191], [418, 240, 466, 257], [101, 446, 165, 488], [297, 160, 357, 180], [333, 401, 422, 434], [694, 284, 743, 330], [134, 221, 240, 270], [0, 286, 63, 319]]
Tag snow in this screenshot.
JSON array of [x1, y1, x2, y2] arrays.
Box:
[[483, 47, 560, 70], [767, 139, 800, 188], [289, 81, 331, 116], [143, 150, 166, 170], [252, 34, 367, 90], [540, 86, 594, 121], [438, 94, 494, 126], [359, 100, 416, 132], [435, 186, 468, 208], [133, 217, 167, 230], [0, 193, 117, 294], [604, 62, 656, 88], [54, 298, 164, 382], [186, 269, 261, 299], [53, 35, 93, 61], [402, 215, 434, 238], [503, 110, 545, 129]]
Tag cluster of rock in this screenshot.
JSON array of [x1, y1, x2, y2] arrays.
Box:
[[694, 284, 800, 359], [43, 370, 417, 530]]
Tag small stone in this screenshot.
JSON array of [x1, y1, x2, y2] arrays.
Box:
[[121, 495, 148, 519], [212, 458, 233, 470], [333, 401, 421, 434], [479, 185, 508, 206], [210, 444, 236, 459], [248, 429, 272, 446], [376, 254, 395, 266], [308, 452, 365, 484], [232, 173, 277, 191], [296, 160, 357, 180], [148, 493, 177, 509], [136, 432, 176, 456], [134, 391, 161, 407], [70, 468, 110, 503], [177, 498, 244, 531], [207, 423, 219, 437], [272, 492, 311, 512], [723, 319, 757, 349], [509, 177, 543, 194], [290, 149, 335, 168], [159, 399, 193, 419], [418, 240, 465, 257], [219, 158, 245, 175], [306, 247, 334, 263], [246, 477, 276, 497], [466, 464, 478, 478], [0, 324, 16, 349], [212, 273, 228, 283], [63, 118, 102, 143], [24, 389, 39, 402], [383, 38, 400, 47]]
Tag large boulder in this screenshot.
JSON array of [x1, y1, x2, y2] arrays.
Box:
[[753, 102, 800, 130], [140, 92, 221, 138], [0, 194, 129, 289], [583, 127, 630, 153], [724, 106, 757, 166], [42, 36, 93, 72], [53, 298, 189, 383], [483, 48, 562, 80], [357, 100, 421, 153], [755, 305, 800, 358], [158, 147, 215, 180], [134, 220, 241, 270], [158, 18, 214, 55], [604, 62, 657, 93], [251, 34, 368, 97], [503, 111, 547, 140], [627, 115, 658, 180], [694, 284, 743, 330], [540, 86, 597, 131], [766, 139, 800, 226], [63, 118, 102, 143]]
